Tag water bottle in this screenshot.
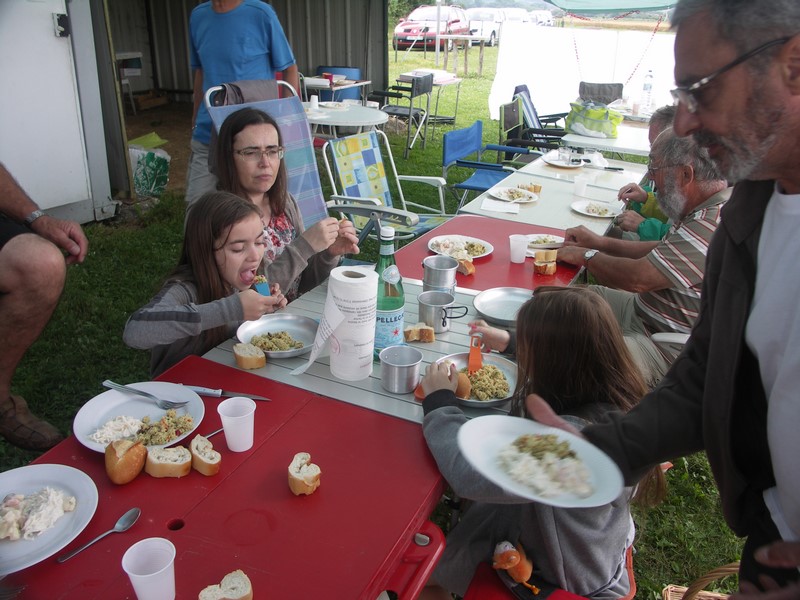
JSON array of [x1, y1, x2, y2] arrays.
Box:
[[374, 226, 405, 355], [640, 70, 654, 113]]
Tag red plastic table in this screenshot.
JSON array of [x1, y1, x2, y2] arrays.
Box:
[[11, 356, 445, 599], [395, 215, 580, 292]]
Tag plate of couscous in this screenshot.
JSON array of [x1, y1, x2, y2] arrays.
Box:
[[436, 352, 516, 408], [73, 382, 204, 453]]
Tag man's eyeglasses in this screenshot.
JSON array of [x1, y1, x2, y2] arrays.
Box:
[[235, 146, 285, 162], [670, 37, 791, 114], [646, 164, 677, 179]]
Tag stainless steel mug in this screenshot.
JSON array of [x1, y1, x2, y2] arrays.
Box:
[[379, 345, 423, 394], [422, 255, 458, 295], [417, 291, 468, 334]]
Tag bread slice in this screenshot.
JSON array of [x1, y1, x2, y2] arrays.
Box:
[[191, 434, 221, 476], [456, 372, 472, 399], [456, 259, 475, 276], [105, 439, 146, 485], [534, 250, 558, 263], [233, 343, 266, 370], [288, 452, 321, 496], [198, 570, 253, 600], [534, 261, 557, 275], [404, 322, 435, 343], [145, 446, 191, 478]]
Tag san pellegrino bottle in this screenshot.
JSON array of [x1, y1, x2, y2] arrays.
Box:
[[374, 226, 405, 354], [640, 69, 654, 113]]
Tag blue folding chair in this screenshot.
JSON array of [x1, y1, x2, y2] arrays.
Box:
[[442, 121, 514, 209], [315, 65, 362, 102]]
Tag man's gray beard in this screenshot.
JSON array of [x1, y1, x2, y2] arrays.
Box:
[[656, 176, 687, 222], [693, 85, 784, 183]]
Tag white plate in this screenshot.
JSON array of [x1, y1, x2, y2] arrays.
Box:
[[473, 287, 533, 328], [436, 353, 516, 408], [73, 382, 204, 453], [428, 235, 494, 260], [457, 415, 624, 508], [525, 234, 565, 253], [318, 101, 347, 110], [237, 313, 317, 358], [0, 464, 98, 575], [542, 150, 583, 169], [489, 187, 538, 204], [570, 200, 621, 218]]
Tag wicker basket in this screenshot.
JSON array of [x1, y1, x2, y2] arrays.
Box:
[[661, 562, 739, 600]]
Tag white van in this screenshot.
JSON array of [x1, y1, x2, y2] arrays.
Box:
[[530, 10, 554, 26], [466, 7, 505, 46]]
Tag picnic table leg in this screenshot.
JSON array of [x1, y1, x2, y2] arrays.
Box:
[[463, 41, 469, 76], [478, 41, 485, 77], [443, 41, 449, 72]]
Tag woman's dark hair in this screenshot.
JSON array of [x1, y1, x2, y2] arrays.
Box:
[[174, 191, 263, 347], [512, 286, 665, 505], [215, 107, 288, 217]]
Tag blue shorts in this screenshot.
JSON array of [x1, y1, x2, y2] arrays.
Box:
[[0, 213, 30, 251]]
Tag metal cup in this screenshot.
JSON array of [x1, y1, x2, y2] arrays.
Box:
[[422, 255, 458, 295], [379, 345, 423, 394], [417, 290, 469, 334]]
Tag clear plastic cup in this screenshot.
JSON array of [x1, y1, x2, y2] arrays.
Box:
[[122, 537, 176, 600], [509, 234, 528, 264], [217, 397, 256, 452], [574, 174, 591, 197]]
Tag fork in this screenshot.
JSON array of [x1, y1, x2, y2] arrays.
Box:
[[102, 380, 189, 410], [0, 584, 25, 600]]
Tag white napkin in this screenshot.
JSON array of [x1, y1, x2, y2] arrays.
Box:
[[585, 151, 609, 168], [481, 198, 520, 214]]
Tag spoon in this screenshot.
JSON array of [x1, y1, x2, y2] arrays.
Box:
[[56, 507, 141, 563]]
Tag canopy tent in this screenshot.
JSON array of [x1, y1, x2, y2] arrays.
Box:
[[545, 1, 676, 13]]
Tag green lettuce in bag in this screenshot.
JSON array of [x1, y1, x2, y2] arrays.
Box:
[[565, 102, 624, 139]]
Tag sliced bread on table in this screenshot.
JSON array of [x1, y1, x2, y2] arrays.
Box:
[[145, 446, 191, 478], [233, 343, 266, 370], [457, 259, 476, 276], [105, 439, 147, 485], [190, 434, 221, 476], [288, 452, 321, 496], [403, 322, 435, 343], [198, 569, 253, 600]]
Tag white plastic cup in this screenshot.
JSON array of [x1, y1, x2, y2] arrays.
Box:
[[121, 537, 176, 600], [509, 234, 528, 264], [217, 397, 256, 452], [574, 175, 590, 197], [310, 94, 319, 110]]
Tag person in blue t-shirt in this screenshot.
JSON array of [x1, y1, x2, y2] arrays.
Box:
[[186, 0, 298, 205]]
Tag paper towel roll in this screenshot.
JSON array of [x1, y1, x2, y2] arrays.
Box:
[[292, 266, 378, 380]]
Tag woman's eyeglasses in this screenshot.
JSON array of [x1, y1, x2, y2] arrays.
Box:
[[235, 146, 285, 162], [670, 37, 790, 114]]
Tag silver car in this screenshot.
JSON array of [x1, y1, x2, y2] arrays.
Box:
[[466, 7, 504, 46]]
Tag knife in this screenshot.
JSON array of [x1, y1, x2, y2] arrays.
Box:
[[581, 163, 625, 172], [184, 385, 271, 401]]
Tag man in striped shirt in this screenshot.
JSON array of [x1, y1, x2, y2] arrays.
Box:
[[558, 127, 729, 385]]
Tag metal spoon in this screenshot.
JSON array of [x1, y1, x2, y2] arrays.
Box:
[[56, 507, 141, 563]]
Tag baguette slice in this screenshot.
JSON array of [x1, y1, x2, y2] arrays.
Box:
[[456, 259, 476, 276], [105, 439, 147, 485], [145, 446, 191, 478], [198, 570, 253, 600], [288, 452, 321, 496], [233, 343, 266, 370], [455, 372, 472, 400], [404, 322, 435, 343], [534, 261, 557, 275], [191, 434, 221, 476]]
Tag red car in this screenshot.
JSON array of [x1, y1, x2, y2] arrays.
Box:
[[393, 5, 470, 51]]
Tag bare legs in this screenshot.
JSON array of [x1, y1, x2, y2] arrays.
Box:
[[0, 233, 65, 448]]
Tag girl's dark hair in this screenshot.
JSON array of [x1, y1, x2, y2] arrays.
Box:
[[174, 191, 262, 347], [512, 286, 665, 505], [215, 107, 288, 217]]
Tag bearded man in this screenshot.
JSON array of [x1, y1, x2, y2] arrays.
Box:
[[558, 127, 729, 385]]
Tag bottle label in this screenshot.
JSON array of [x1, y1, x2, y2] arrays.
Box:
[[379, 242, 396, 255], [375, 308, 404, 350], [382, 265, 401, 285]]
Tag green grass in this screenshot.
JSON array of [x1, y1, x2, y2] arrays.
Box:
[[4, 40, 742, 599]]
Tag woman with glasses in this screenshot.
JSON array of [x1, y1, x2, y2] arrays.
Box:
[[215, 107, 359, 301]]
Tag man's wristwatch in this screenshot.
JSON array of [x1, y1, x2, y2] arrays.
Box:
[[24, 209, 46, 225], [583, 249, 599, 267]]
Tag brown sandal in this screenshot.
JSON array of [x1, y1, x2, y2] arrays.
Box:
[[0, 395, 63, 450]]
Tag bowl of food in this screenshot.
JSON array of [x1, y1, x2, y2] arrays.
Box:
[[436, 352, 516, 408], [236, 314, 317, 358]]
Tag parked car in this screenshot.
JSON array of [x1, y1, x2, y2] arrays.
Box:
[[529, 10, 554, 26], [393, 5, 470, 51], [501, 7, 531, 22], [466, 7, 504, 46]]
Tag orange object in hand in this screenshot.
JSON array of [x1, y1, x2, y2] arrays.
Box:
[[468, 332, 483, 375]]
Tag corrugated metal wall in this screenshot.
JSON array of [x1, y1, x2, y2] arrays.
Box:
[[106, 0, 388, 99]]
